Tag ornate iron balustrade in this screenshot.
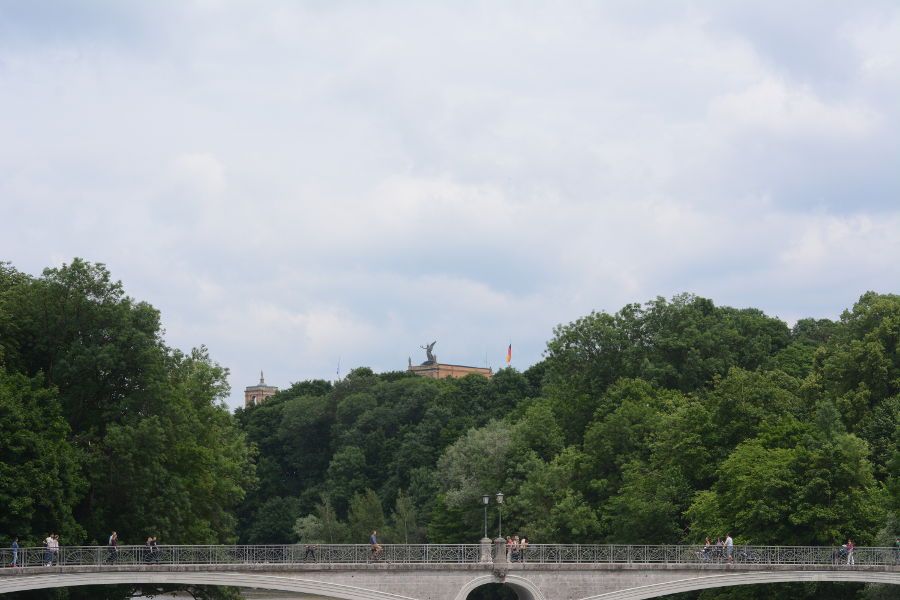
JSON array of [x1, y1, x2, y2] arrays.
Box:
[[513, 544, 900, 566], [0, 544, 482, 567], [0, 544, 897, 568]]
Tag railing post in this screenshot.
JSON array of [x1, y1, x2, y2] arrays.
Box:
[[492, 537, 507, 568], [479, 537, 492, 563]]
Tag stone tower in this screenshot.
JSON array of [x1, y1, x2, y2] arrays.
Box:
[[244, 371, 278, 408]]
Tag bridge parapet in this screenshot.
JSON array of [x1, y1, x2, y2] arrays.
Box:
[[0, 549, 897, 600], [2, 544, 897, 569]]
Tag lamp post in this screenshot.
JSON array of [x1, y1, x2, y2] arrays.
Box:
[[479, 494, 493, 563], [496, 491, 504, 539]]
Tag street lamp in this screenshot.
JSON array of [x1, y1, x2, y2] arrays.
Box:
[[482, 494, 490, 539], [496, 491, 504, 538]]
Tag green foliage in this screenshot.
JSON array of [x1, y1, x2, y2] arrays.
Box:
[[389, 490, 421, 543], [4, 257, 893, 600], [543, 294, 790, 441], [515, 447, 600, 542], [0, 258, 254, 600], [688, 417, 883, 545], [0, 370, 85, 545], [347, 489, 385, 542], [242, 496, 304, 544]]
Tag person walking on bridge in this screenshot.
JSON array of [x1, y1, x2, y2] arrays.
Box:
[[724, 534, 734, 564], [369, 530, 382, 560], [846, 539, 855, 565], [303, 544, 317, 561], [43, 533, 53, 566], [9, 538, 18, 568], [107, 531, 119, 564]]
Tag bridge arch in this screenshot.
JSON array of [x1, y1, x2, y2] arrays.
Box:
[[580, 570, 900, 600], [0, 571, 417, 600], [454, 574, 546, 600]]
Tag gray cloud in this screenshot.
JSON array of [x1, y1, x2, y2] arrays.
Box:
[[2, 1, 899, 407]]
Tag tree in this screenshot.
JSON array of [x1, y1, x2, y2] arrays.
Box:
[[325, 446, 369, 515], [390, 490, 419, 544], [437, 420, 515, 510], [347, 489, 385, 543], [242, 497, 304, 544], [293, 514, 324, 544], [293, 497, 349, 544], [87, 347, 254, 543], [315, 497, 348, 543], [0, 370, 85, 545], [582, 379, 679, 505], [688, 415, 883, 545], [542, 294, 790, 442], [514, 447, 600, 542]]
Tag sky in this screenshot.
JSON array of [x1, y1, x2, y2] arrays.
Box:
[[2, 1, 900, 409]]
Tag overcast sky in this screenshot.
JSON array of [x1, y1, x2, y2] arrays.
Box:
[[2, 1, 899, 409]]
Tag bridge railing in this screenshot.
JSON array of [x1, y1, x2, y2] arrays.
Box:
[[1, 544, 897, 568], [517, 544, 899, 566], [0, 544, 482, 567]]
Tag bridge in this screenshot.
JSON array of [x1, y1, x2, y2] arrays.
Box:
[[1, 543, 897, 599]]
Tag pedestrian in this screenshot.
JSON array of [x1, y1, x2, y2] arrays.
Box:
[[894, 537, 899, 565], [44, 533, 53, 566], [52, 534, 60, 565], [701, 537, 712, 562], [369, 530, 382, 560], [303, 544, 317, 561], [108, 531, 119, 564], [151, 536, 159, 564], [725, 534, 734, 564], [10, 538, 18, 568], [519, 537, 529, 562], [145, 537, 153, 563], [846, 539, 855, 565]]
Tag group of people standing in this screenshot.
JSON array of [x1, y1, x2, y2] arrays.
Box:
[[699, 534, 735, 563], [144, 536, 161, 563], [505, 535, 529, 562], [43, 534, 61, 566], [835, 539, 856, 565], [106, 532, 161, 563]]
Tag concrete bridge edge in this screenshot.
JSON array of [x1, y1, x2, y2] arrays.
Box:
[[0, 572, 420, 600], [579, 570, 900, 600]]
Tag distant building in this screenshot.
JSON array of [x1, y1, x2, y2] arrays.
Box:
[[408, 362, 493, 379], [407, 341, 492, 380], [244, 371, 278, 408]]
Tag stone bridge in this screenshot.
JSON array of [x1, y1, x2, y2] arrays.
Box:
[[1, 543, 897, 599]]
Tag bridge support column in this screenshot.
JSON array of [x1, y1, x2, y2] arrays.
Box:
[[480, 538, 492, 563], [492, 537, 508, 568]]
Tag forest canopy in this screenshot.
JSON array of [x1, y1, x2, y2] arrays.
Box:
[[1, 259, 897, 600]]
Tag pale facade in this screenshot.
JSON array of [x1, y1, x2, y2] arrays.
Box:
[[407, 362, 492, 379]]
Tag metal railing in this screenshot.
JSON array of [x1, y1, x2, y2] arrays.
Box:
[[0, 544, 481, 568], [513, 544, 900, 566], [0, 544, 897, 569]]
